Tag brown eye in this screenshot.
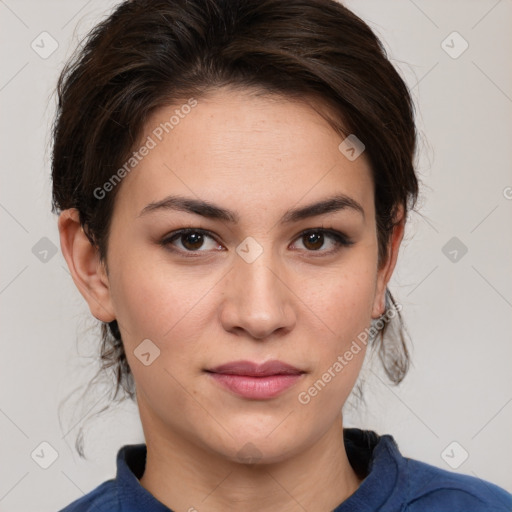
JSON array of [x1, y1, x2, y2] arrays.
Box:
[[303, 232, 325, 251], [161, 229, 222, 254], [292, 229, 354, 255], [180, 232, 205, 250]]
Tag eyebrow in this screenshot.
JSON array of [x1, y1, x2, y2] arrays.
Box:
[[138, 193, 365, 223]]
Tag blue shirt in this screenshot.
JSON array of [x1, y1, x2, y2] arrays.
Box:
[[59, 428, 512, 511]]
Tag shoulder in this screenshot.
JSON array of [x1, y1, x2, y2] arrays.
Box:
[[401, 457, 512, 512], [58, 480, 118, 512]]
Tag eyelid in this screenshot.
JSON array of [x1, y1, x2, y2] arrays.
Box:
[[160, 228, 223, 253], [290, 227, 354, 255], [294, 227, 354, 245]]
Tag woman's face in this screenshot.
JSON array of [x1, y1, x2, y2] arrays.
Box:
[[87, 88, 401, 463]]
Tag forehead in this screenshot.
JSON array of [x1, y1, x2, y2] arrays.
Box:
[[114, 88, 374, 219]]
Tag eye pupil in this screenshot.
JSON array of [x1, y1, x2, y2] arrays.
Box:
[[183, 232, 204, 250], [304, 232, 324, 250]]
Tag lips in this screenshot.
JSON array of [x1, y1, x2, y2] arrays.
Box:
[[205, 360, 305, 400], [206, 359, 304, 377]]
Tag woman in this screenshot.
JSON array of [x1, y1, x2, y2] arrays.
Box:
[[53, 0, 512, 510]]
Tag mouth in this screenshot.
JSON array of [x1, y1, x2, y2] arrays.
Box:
[[204, 360, 305, 400], [206, 359, 304, 377]]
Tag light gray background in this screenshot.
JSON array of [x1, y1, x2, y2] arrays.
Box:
[[1, 1, 511, 511]]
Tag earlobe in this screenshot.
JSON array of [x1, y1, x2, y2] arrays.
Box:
[[371, 206, 406, 319], [58, 208, 116, 323]]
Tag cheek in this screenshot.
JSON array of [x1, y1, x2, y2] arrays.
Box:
[[294, 273, 374, 416], [108, 240, 216, 332], [303, 259, 377, 337], [297, 255, 377, 385], [109, 260, 216, 403]]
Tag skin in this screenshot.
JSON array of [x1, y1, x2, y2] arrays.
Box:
[[58, 87, 404, 512]]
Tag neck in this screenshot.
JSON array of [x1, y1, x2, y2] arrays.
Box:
[[139, 414, 363, 512]]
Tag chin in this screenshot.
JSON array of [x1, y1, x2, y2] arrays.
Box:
[[209, 427, 307, 466]]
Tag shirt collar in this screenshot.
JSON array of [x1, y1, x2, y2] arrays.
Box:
[[116, 443, 171, 511], [334, 428, 403, 511], [114, 428, 403, 511]]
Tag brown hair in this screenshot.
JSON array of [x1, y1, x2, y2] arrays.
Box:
[[52, 0, 419, 456]]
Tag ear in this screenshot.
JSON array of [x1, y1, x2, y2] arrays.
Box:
[[58, 208, 115, 323], [371, 205, 405, 319]]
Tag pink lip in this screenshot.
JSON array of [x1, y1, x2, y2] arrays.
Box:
[[205, 360, 305, 400]]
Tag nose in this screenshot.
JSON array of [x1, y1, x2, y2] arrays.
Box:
[[219, 248, 297, 340]]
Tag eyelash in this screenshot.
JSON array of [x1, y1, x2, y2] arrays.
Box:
[[159, 227, 354, 257]]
